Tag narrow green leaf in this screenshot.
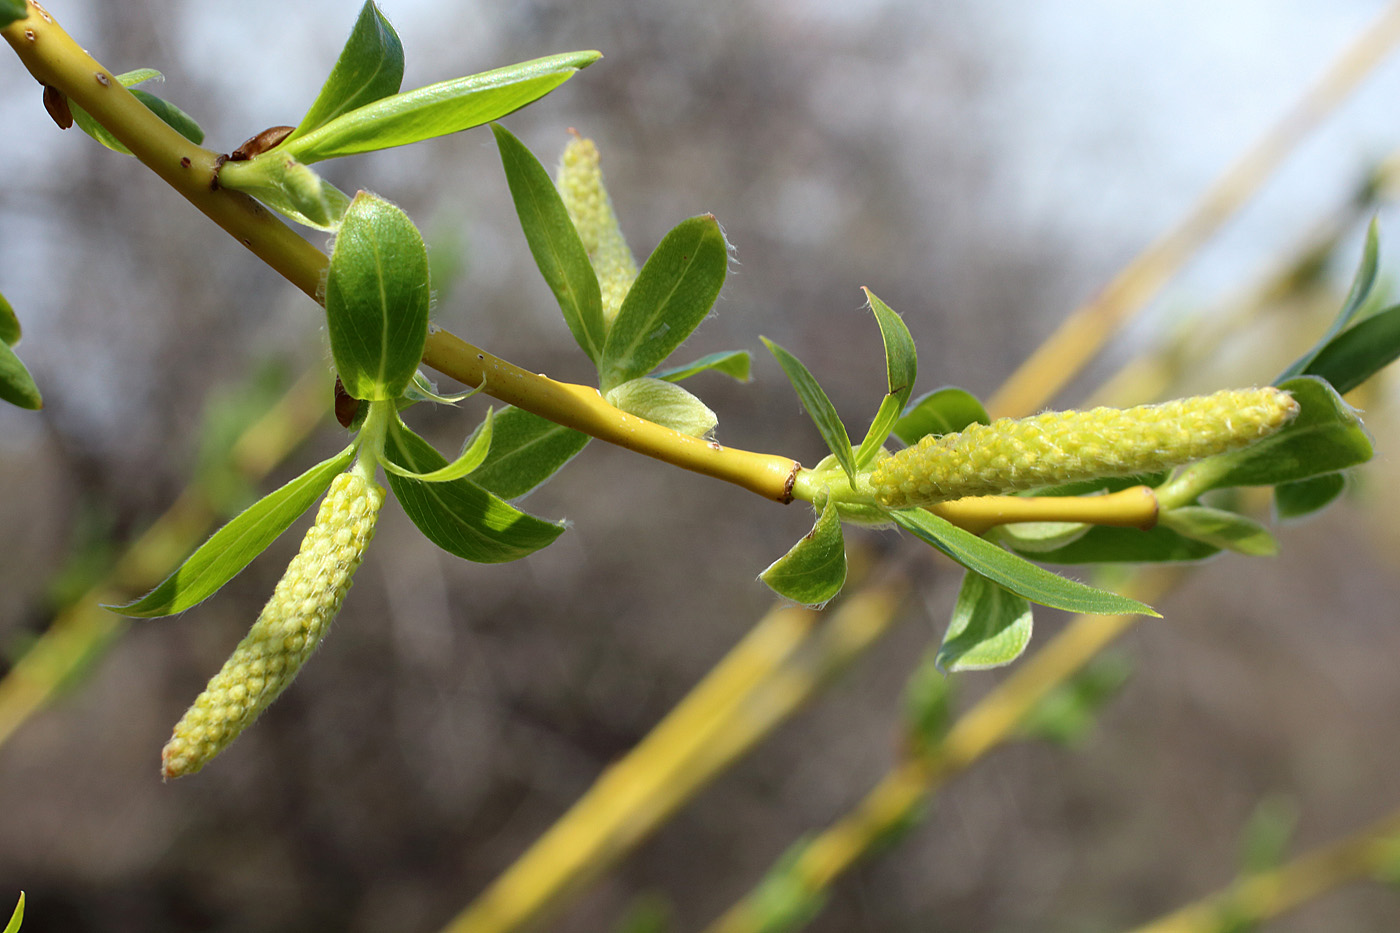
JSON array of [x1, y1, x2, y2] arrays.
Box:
[[0, 1, 27, 27], [1158, 505, 1278, 556], [385, 420, 565, 563], [903, 648, 953, 752], [325, 191, 430, 400], [759, 497, 847, 607], [936, 571, 1034, 672], [855, 289, 917, 468], [889, 508, 1159, 616], [1276, 219, 1380, 384], [1184, 376, 1372, 491], [599, 215, 730, 393], [1013, 523, 1220, 564], [1302, 303, 1400, 395], [657, 350, 752, 383], [466, 406, 591, 500], [2, 891, 21, 933], [893, 386, 989, 445], [492, 124, 605, 363], [291, 0, 404, 140], [1275, 472, 1346, 520], [283, 51, 601, 163], [109, 446, 354, 617], [0, 340, 41, 410], [1239, 796, 1299, 875], [70, 71, 203, 154], [380, 409, 494, 482], [0, 291, 18, 345], [762, 337, 855, 483], [219, 157, 352, 231]]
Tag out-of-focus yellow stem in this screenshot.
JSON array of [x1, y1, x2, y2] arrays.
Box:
[[1126, 809, 1400, 933], [0, 369, 328, 749], [704, 569, 1178, 933], [986, 0, 1400, 420], [442, 580, 904, 933]]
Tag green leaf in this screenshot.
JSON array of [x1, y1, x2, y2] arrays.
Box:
[[762, 337, 855, 483], [903, 648, 953, 752], [748, 839, 827, 933], [854, 289, 918, 468], [384, 419, 565, 562], [936, 571, 1034, 672], [599, 215, 730, 392], [1275, 472, 1346, 520], [219, 157, 352, 232], [1276, 219, 1380, 384], [604, 377, 717, 437], [1179, 376, 1372, 492], [889, 508, 1159, 616], [893, 386, 989, 445], [1239, 796, 1299, 875], [291, 0, 404, 140], [466, 406, 591, 500], [2, 891, 22, 933], [282, 51, 601, 163], [1018, 651, 1132, 746], [325, 191, 430, 400], [70, 71, 204, 154], [0, 340, 41, 410], [992, 520, 1090, 554], [1158, 505, 1278, 556], [1014, 523, 1220, 564], [759, 497, 847, 607], [380, 409, 494, 482], [0, 1, 27, 27], [109, 446, 354, 617], [1302, 303, 1400, 395], [0, 291, 18, 345], [657, 350, 751, 383], [492, 124, 605, 364]]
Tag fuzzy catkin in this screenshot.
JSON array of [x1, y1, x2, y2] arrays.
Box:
[[557, 135, 637, 322], [161, 471, 385, 779], [871, 387, 1299, 509]]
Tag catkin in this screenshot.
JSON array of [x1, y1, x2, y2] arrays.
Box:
[[872, 387, 1299, 509], [557, 134, 637, 322], [161, 471, 385, 779]]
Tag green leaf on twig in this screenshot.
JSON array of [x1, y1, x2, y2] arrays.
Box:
[[893, 386, 989, 445], [0, 1, 27, 27], [466, 406, 591, 500], [1276, 218, 1381, 384], [760, 497, 846, 607], [600, 215, 730, 393], [0, 291, 18, 345], [384, 420, 564, 562], [70, 70, 204, 154], [0, 339, 40, 410], [854, 289, 917, 468], [937, 571, 1033, 671], [1275, 472, 1347, 520], [282, 51, 600, 163], [1011, 523, 1220, 564], [380, 409, 494, 482], [889, 508, 1159, 616], [1158, 505, 1278, 556], [657, 350, 751, 383], [2, 891, 22, 933], [291, 0, 404, 140], [763, 337, 855, 483], [493, 124, 605, 364], [109, 446, 355, 617], [325, 191, 430, 401], [1302, 303, 1400, 395]]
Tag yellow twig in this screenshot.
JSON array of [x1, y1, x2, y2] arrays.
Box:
[[442, 578, 905, 933], [986, 0, 1400, 419], [1125, 809, 1400, 933], [0, 369, 327, 749]]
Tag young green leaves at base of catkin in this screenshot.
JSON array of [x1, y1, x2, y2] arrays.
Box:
[[871, 387, 1300, 509], [162, 471, 384, 779]]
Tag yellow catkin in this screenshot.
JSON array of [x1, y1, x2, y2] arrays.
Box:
[[872, 387, 1299, 509], [161, 471, 385, 779], [557, 134, 637, 323]]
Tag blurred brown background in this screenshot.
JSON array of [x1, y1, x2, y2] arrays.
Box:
[[3, 1, 1400, 930]]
